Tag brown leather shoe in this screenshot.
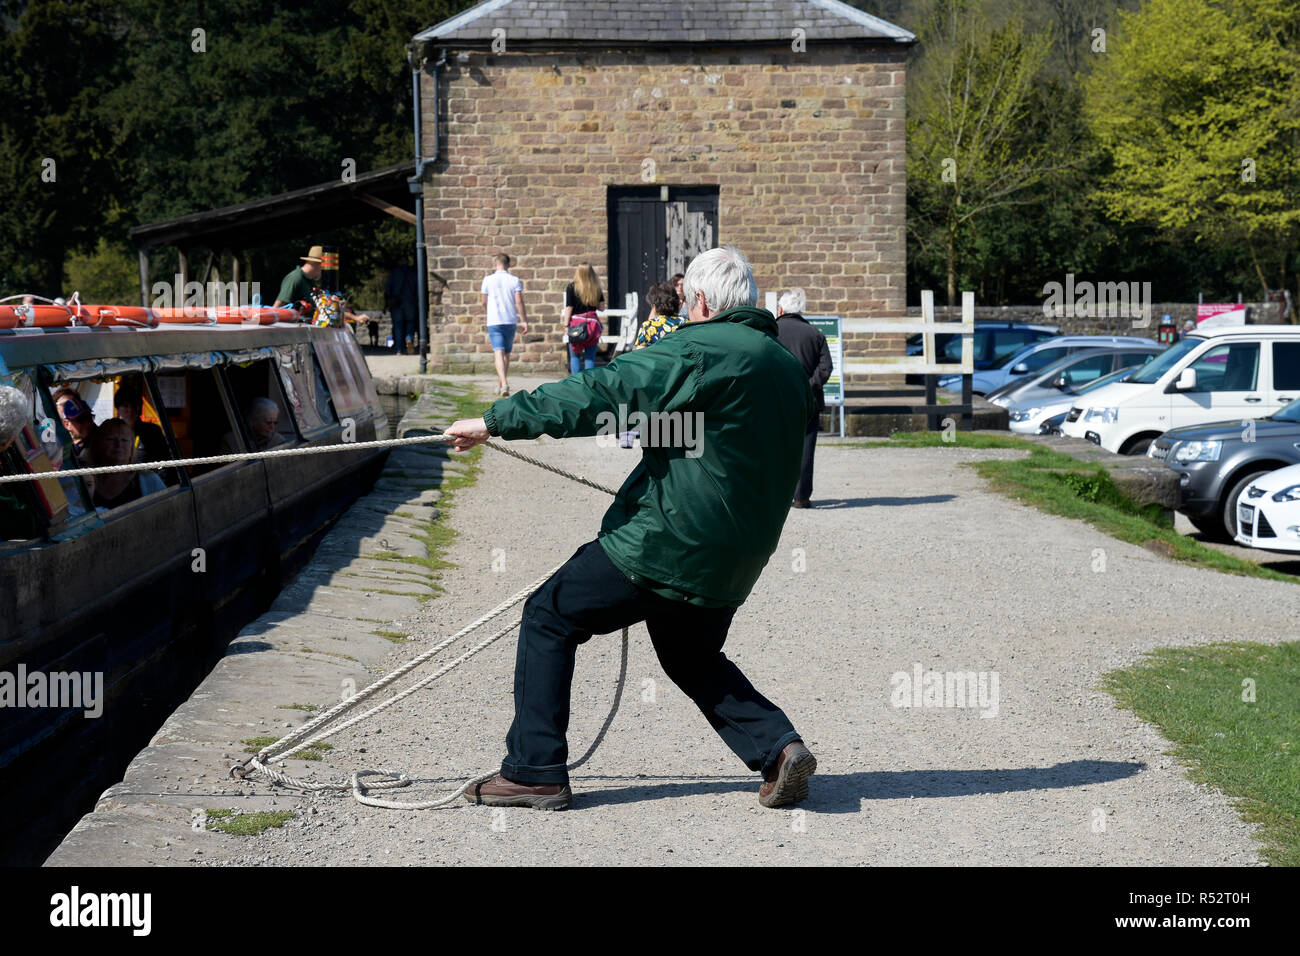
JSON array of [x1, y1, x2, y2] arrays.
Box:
[[791, 499, 811, 509], [463, 774, 572, 810], [759, 741, 816, 808]]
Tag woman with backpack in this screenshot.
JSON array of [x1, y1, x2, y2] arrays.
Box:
[[563, 263, 606, 374]]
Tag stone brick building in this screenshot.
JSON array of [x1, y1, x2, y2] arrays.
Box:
[[413, 0, 913, 373]]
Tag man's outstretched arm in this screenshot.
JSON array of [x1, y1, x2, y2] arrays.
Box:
[[446, 337, 700, 451]]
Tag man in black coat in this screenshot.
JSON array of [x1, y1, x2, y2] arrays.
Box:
[[775, 289, 833, 508]]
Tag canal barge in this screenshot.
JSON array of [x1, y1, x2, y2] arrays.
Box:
[[0, 317, 389, 862]]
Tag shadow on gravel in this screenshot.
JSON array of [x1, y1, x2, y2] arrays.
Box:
[[808, 760, 1146, 812], [558, 761, 1144, 810], [570, 775, 757, 806], [813, 494, 957, 509]]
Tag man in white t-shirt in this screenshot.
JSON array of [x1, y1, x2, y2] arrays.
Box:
[[481, 253, 530, 396]]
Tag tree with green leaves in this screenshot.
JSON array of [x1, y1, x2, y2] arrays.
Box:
[[1084, 0, 1300, 302], [0, 0, 469, 300], [906, 1, 1072, 304]]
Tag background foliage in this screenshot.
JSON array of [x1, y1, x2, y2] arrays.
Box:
[[1, 0, 1295, 309]]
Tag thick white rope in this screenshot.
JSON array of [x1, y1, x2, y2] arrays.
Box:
[[1, 432, 621, 496], [0, 433, 459, 484], [223, 428, 627, 809]]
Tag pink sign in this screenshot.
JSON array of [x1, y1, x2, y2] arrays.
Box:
[[1196, 304, 1238, 321]]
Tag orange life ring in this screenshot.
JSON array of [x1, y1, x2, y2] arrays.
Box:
[[79, 305, 159, 328], [153, 306, 297, 325], [239, 307, 299, 325], [1, 303, 299, 329], [0, 304, 89, 328]]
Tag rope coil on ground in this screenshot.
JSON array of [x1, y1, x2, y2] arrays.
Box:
[[224, 428, 626, 809]]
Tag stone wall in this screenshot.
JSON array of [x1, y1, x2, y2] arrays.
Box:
[[420, 44, 907, 374]]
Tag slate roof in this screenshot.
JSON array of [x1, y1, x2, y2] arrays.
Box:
[[414, 0, 914, 46]]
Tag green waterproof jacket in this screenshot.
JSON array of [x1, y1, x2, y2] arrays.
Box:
[[483, 305, 814, 607]]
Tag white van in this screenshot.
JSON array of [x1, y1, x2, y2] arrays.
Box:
[[1059, 326, 1300, 454]]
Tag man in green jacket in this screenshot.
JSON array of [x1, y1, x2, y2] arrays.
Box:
[[446, 245, 818, 811]]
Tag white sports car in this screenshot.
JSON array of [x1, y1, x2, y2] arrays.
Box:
[[1234, 462, 1300, 553]]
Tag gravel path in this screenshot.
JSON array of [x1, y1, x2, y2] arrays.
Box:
[[221, 374, 1294, 865]]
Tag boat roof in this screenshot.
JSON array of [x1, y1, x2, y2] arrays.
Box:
[[0, 323, 346, 372]]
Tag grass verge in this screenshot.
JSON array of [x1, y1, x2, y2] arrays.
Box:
[[846, 431, 1297, 586], [373, 381, 485, 598], [242, 735, 334, 760], [202, 808, 297, 836], [1103, 642, 1300, 866]]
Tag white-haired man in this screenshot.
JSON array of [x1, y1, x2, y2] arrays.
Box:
[[776, 288, 833, 508], [446, 245, 818, 811]]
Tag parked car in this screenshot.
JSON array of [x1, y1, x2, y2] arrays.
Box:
[[1008, 362, 1151, 435], [938, 334, 1156, 395], [1149, 396, 1300, 540], [904, 321, 1058, 385], [1060, 325, 1300, 455], [987, 346, 1162, 408], [1234, 460, 1300, 553]]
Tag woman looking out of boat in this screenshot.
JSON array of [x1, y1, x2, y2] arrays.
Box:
[[219, 397, 284, 454], [113, 384, 169, 465], [86, 419, 165, 510]]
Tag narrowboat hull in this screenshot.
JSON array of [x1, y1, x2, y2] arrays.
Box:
[[0, 324, 389, 864]]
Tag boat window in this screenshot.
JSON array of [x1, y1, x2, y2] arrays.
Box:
[[314, 333, 370, 420], [154, 366, 244, 478], [0, 369, 91, 541], [110, 373, 182, 488], [42, 372, 182, 513], [224, 358, 297, 449], [274, 343, 336, 434]]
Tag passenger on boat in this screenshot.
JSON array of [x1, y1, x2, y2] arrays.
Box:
[[85, 419, 165, 510], [0, 384, 43, 539], [219, 397, 284, 455], [113, 385, 169, 464], [51, 388, 96, 458], [273, 245, 324, 313]]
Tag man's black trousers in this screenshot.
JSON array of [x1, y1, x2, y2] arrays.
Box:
[[794, 411, 819, 502], [500, 540, 802, 785]]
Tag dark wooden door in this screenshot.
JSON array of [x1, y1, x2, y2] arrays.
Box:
[[608, 186, 718, 329]]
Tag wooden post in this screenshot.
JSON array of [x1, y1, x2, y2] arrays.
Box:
[[922, 290, 937, 430], [961, 290, 975, 427], [137, 248, 150, 308]]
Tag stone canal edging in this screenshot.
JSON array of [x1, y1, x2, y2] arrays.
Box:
[[44, 385, 475, 866]]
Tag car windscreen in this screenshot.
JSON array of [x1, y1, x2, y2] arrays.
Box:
[[1271, 397, 1300, 423], [989, 341, 1040, 370], [1030, 350, 1095, 384], [1070, 364, 1140, 395], [1127, 337, 1200, 384]]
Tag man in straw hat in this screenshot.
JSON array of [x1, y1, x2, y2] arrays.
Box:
[[274, 244, 371, 331], [273, 245, 325, 311]]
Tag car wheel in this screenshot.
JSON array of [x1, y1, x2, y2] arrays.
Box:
[[1221, 470, 1270, 541], [1187, 513, 1231, 542], [1121, 436, 1154, 456]]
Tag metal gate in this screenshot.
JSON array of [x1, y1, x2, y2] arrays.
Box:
[[608, 186, 718, 329]]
